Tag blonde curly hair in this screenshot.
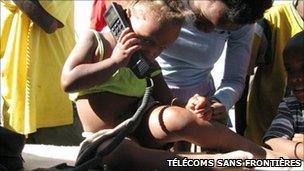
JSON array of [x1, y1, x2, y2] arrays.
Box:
[[126, 0, 192, 26]]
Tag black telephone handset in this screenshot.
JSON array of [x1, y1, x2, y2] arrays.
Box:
[[104, 2, 153, 79]]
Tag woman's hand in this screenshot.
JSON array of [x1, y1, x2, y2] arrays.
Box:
[[186, 94, 212, 121], [111, 28, 141, 67], [209, 101, 227, 121]]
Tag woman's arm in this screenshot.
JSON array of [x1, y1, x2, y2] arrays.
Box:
[[212, 25, 254, 111], [151, 70, 213, 118], [12, 0, 63, 33], [151, 71, 174, 105], [265, 138, 303, 159], [151, 67, 213, 117], [151, 61, 194, 107]]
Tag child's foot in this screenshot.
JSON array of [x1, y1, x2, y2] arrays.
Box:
[[215, 150, 254, 160], [264, 148, 289, 159]]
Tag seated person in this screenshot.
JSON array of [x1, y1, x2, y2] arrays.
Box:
[[61, 0, 280, 170], [263, 31, 304, 160]]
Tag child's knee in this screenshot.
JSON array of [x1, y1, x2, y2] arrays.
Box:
[[159, 106, 196, 133]]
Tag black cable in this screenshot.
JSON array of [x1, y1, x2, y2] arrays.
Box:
[[74, 78, 154, 170]]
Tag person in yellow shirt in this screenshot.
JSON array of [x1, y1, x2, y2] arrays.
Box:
[[1, 0, 82, 145], [244, 0, 304, 145]]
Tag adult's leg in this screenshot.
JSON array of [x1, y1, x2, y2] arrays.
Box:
[[145, 106, 273, 159], [235, 75, 249, 136], [26, 112, 84, 145]]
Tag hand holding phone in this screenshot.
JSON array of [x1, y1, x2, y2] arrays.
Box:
[[104, 2, 153, 79], [111, 27, 142, 67]]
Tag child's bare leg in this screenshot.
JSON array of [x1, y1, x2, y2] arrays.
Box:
[[104, 139, 251, 171], [147, 106, 271, 159], [103, 139, 209, 171]]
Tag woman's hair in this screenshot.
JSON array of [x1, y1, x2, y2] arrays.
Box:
[[126, 0, 191, 26], [222, 0, 273, 24]]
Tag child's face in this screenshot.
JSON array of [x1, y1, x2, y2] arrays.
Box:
[[130, 15, 182, 60], [285, 54, 304, 103]]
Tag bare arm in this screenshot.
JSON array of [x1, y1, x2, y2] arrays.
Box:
[[61, 28, 141, 92], [61, 31, 118, 92], [265, 138, 303, 159], [12, 0, 63, 33]]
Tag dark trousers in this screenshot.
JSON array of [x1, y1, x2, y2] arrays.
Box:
[[234, 76, 250, 136], [0, 127, 25, 171], [26, 113, 84, 146]]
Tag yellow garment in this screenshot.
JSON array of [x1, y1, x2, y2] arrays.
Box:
[[70, 30, 161, 101], [1, 0, 75, 135], [246, 2, 304, 145]]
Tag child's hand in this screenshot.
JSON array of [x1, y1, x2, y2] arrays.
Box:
[[111, 28, 141, 67], [215, 150, 254, 160], [292, 133, 304, 143], [185, 94, 212, 121]]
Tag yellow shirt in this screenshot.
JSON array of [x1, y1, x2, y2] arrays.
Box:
[[1, 0, 75, 135], [246, 2, 304, 145]]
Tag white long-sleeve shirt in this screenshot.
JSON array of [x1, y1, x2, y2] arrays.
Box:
[[157, 24, 254, 111]]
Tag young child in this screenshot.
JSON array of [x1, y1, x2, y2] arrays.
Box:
[[61, 0, 278, 170], [246, 0, 304, 145], [263, 31, 304, 160]]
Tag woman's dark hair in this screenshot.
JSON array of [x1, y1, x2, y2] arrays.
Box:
[[222, 0, 273, 24]]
